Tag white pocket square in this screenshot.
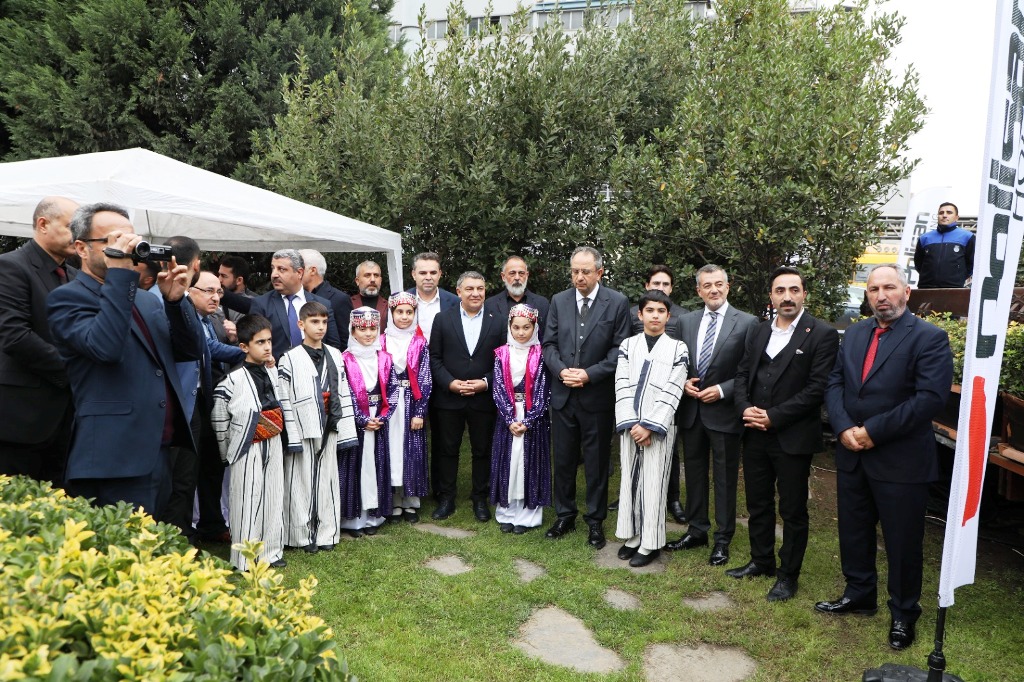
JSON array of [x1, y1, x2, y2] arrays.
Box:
[[795, 349, 804, 355]]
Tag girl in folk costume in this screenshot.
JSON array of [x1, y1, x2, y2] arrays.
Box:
[[613, 290, 689, 567], [211, 315, 301, 571], [278, 301, 358, 553], [338, 307, 399, 537], [380, 292, 432, 523], [489, 304, 551, 534]]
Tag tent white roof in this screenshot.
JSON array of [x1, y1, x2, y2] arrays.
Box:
[[0, 148, 404, 290]]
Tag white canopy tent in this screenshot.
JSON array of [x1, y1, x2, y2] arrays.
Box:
[[0, 148, 404, 291]]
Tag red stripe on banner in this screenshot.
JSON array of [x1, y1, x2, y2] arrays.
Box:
[[962, 376, 988, 526]]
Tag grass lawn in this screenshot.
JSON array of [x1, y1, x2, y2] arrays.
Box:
[[223, 445, 1023, 681]]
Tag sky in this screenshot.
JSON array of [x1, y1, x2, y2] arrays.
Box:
[[883, 0, 997, 216]]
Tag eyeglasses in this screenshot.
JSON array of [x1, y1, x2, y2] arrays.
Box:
[[191, 286, 224, 297], [571, 269, 596, 277]]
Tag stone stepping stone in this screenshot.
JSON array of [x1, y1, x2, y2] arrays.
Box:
[[643, 643, 756, 681], [735, 517, 783, 539], [424, 555, 472, 576], [604, 588, 640, 611], [682, 591, 735, 612], [514, 558, 546, 583], [413, 523, 477, 539], [514, 606, 625, 674], [593, 543, 666, 574]]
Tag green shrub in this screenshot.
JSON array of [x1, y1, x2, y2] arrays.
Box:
[[927, 312, 1024, 399], [0, 476, 351, 681]]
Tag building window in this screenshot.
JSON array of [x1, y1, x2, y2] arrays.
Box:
[[561, 9, 585, 31], [606, 7, 631, 28], [388, 23, 402, 43], [426, 20, 448, 41]]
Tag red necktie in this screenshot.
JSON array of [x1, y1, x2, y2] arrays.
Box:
[[861, 327, 890, 382], [54, 265, 67, 285]]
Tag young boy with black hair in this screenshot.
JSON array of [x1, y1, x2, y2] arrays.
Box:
[[211, 314, 300, 571]]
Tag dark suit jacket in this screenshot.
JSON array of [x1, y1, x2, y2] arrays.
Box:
[[47, 268, 201, 481], [0, 240, 77, 444], [350, 292, 387, 319], [542, 284, 632, 411], [677, 304, 759, 434], [313, 280, 354, 347], [486, 289, 551, 334], [629, 302, 688, 340], [734, 312, 839, 454], [429, 305, 506, 411], [248, 290, 342, 359], [197, 310, 245, 412], [825, 312, 952, 484]]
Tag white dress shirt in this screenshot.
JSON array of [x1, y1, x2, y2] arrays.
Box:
[[416, 291, 442, 340], [696, 301, 729, 398], [766, 309, 804, 359]]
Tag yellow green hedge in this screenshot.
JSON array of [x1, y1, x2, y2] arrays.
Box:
[[0, 475, 351, 681]]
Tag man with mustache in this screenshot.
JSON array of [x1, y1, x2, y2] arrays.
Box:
[[299, 249, 354, 347], [486, 255, 550, 334], [727, 266, 838, 603], [818, 264, 952, 651], [348, 259, 388, 319]]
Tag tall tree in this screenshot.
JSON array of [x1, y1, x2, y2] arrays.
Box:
[[0, 0, 396, 177]]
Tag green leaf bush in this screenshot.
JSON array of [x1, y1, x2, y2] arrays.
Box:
[[927, 312, 1024, 399], [0, 476, 351, 681]]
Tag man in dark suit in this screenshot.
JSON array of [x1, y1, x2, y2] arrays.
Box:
[[300, 249, 354, 347], [666, 264, 757, 566], [223, 249, 341, 360], [542, 246, 632, 549], [626, 264, 689, 523], [0, 196, 79, 486], [428, 271, 506, 521], [486, 255, 550, 334], [348, 259, 389, 318], [47, 203, 200, 516], [818, 264, 952, 651], [727, 266, 839, 602]]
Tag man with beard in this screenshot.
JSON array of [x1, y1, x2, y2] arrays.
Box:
[[486, 256, 549, 333], [728, 266, 839, 603], [299, 249, 354, 347], [817, 264, 952, 651], [349, 260, 389, 319]]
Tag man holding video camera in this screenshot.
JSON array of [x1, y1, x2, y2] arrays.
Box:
[[47, 202, 200, 517]]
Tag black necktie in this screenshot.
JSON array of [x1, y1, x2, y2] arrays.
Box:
[[580, 296, 590, 321]]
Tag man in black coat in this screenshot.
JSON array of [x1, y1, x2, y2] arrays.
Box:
[[0, 196, 79, 486], [727, 266, 839, 603], [300, 249, 354, 347], [542, 246, 632, 549], [429, 271, 507, 521], [485, 255, 550, 334]]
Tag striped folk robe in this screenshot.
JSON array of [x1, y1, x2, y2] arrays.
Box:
[[211, 365, 300, 571], [278, 344, 358, 548], [614, 333, 689, 551]]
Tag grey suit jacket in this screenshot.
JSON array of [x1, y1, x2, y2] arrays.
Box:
[[676, 303, 758, 434], [543, 284, 632, 411]]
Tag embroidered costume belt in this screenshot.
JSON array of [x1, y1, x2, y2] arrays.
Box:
[[399, 379, 411, 387], [253, 408, 284, 443], [368, 395, 381, 405], [514, 392, 525, 402]]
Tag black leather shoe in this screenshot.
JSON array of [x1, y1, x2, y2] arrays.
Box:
[[387, 513, 403, 524], [668, 500, 687, 524], [664, 532, 708, 551], [363, 525, 379, 536], [269, 558, 287, 568], [403, 510, 420, 524], [545, 519, 576, 539], [302, 543, 319, 554], [587, 525, 606, 549], [512, 525, 529, 535], [344, 529, 364, 539], [766, 578, 798, 602], [617, 544, 639, 560], [318, 544, 335, 551], [473, 500, 491, 522], [432, 498, 455, 520], [499, 522, 514, 533], [708, 542, 730, 566], [814, 596, 879, 616], [629, 549, 660, 568], [608, 499, 619, 511], [888, 619, 916, 650], [725, 561, 775, 579]]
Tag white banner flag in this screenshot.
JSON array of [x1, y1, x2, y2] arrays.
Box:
[[939, 0, 1024, 607], [897, 185, 951, 288]]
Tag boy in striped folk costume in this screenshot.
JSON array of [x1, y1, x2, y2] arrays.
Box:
[[212, 314, 301, 571], [614, 290, 689, 567], [278, 301, 358, 553]]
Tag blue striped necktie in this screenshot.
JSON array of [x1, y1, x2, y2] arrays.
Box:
[[287, 295, 302, 347], [697, 311, 718, 380]]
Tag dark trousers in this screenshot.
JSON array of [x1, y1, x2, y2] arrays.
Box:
[[667, 437, 682, 505], [195, 409, 228, 536], [434, 406, 496, 502], [742, 430, 813, 580], [159, 408, 202, 540], [0, 405, 73, 489], [429, 403, 442, 499], [551, 394, 614, 527], [69, 446, 174, 517], [837, 458, 929, 623], [681, 422, 741, 544]]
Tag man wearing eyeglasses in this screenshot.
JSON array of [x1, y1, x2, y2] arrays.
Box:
[[47, 203, 200, 518], [485, 255, 550, 335], [542, 246, 631, 549]]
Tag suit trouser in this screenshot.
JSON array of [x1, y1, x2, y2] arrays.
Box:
[[837, 457, 929, 623], [0, 405, 73, 489], [666, 437, 682, 506], [195, 409, 229, 536], [429, 403, 442, 499], [551, 393, 614, 527], [681, 422, 741, 544], [742, 430, 813, 580], [434, 405, 496, 503], [160, 409, 202, 540], [69, 446, 174, 518]]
